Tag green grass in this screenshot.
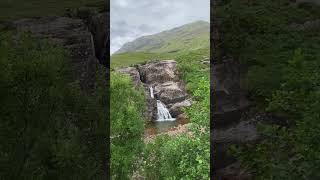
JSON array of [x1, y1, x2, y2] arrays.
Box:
[[0, 0, 105, 21], [110, 52, 176, 68]]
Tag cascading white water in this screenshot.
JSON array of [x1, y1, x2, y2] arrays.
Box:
[[156, 100, 175, 121], [149, 86, 154, 99]]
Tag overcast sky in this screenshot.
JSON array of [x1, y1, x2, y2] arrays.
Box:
[[110, 0, 210, 54]]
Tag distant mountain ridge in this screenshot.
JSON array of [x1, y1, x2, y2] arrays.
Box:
[[114, 20, 210, 54]]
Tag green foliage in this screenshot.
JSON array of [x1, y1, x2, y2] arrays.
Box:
[[217, 0, 320, 100], [0, 33, 107, 179], [110, 72, 145, 179], [217, 0, 320, 178], [143, 49, 210, 179], [144, 132, 210, 179]]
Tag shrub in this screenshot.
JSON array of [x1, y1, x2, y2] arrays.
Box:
[[110, 72, 145, 179]]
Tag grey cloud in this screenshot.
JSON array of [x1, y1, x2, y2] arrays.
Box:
[[110, 0, 210, 54]]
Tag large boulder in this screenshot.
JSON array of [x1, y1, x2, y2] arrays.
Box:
[[169, 100, 192, 117], [13, 16, 98, 92], [154, 81, 188, 105], [138, 60, 179, 84]]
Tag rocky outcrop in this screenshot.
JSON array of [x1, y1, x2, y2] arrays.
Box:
[[154, 81, 188, 105], [13, 16, 99, 92], [117, 67, 142, 88], [138, 60, 179, 84], [212, 58, 249, 128], [118, 60, 190, 121], [169, 100, 192, 117], [88, 12, 108, 66], [212, 57, 254, 179], [11, 9, 109, 92]]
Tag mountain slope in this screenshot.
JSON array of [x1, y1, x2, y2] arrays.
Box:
[[114, 20, 210, 54]]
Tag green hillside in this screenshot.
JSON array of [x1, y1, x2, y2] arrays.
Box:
[[111, 20, 210, 67], [111, 52, 175, 68], [114, 20, 210, 54]]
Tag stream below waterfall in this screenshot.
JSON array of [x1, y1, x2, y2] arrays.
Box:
[[145, 117, 189, 136]]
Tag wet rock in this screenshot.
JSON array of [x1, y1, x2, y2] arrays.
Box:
[[154, 81, 188, 105], [144, 85, 157, 121], [169, 100, 192, 117]]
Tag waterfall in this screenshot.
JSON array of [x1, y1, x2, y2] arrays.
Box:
[[157, 100, 175, 121], [150, 86, 154, 99]]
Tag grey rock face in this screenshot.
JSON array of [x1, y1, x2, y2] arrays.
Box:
[[169, 100, 192, 117], [89, 12, 107, 66], [212, 59, 249, 127], [13, 16, 98, 92], [154, 81, 188, 105], [212, 58, 254, 179], [138, 60, 178, 84]]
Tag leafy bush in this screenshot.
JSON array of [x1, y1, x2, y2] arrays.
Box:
[[0, 32, 107, 179], [216, 0, 320, 100], [110, 72, 145, 179], [232, 54, 320, 178], [216, 0, 320, 179]]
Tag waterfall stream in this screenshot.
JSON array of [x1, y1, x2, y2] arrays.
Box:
[[156, 100, 175, 121], [150, 86, 154, 99], [149, 87, 175, 121]]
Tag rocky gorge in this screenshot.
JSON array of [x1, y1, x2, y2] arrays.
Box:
[[117, 60, 192, 133]]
